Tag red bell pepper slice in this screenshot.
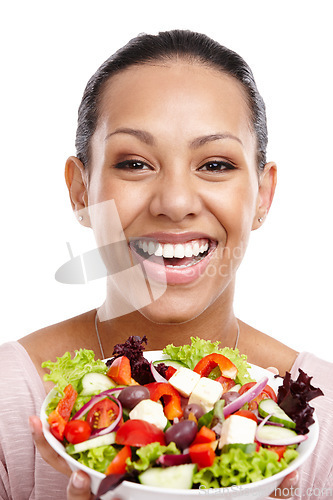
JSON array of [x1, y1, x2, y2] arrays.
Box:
[[191, 425, 216, 445], [189, 442, 216, 469], [48, 384, 78, 441], [165, 366, 177, 380], [145, 382, 183, 420], [106, 445, 132, 474], [107, 356, 135, 385], [193, 353, 237, 380]]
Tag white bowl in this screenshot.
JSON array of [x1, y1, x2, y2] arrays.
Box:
[[41, 351, 319, 500]]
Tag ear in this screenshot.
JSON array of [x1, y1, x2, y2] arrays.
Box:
[[65, 156, 91, 227], [252, 161, 277, 230]]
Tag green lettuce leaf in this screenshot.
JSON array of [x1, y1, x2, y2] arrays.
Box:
[[42, 349, 107, 394], [193, 447, 298, 488], [126, 442, 180, 472], [163, 337, 254, 385], [68, 445, 118, 473]]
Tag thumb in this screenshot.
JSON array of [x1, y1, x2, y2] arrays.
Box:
[[67, 471, 92, 500]]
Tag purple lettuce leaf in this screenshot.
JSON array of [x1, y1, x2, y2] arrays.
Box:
[[277, 369, 324, 434]]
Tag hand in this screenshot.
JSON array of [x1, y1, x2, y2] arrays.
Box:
[[29, 416, 123, 500], [29, 415, 72, 477], [269, 470, 299, 498], [67, 470, 123, 500]]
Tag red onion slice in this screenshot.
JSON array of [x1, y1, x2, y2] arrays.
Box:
[[223, 376, 269, 418], [257, 416, 283, 427], [150, 361, 169, 383], [156, 453, 191, 466]]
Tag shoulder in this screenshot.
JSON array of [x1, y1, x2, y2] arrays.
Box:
[[18, 310, 97, 391], [237, 320, 299, 375]]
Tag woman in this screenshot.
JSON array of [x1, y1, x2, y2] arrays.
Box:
[[1, 30, 331, 500]]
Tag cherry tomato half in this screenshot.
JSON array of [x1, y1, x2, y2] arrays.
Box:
[[86, 398, 120, 430], [239, 382, 277, 410], [64, 420, 91, 444]]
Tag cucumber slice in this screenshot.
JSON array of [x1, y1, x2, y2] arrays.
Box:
[[256, 425, 303, 446], [153, 359, 187, 370], [139, 463, 196, 489], [258, 399, 296, 429], [79, 372, 116, 396], [66, 432, 116, 454]]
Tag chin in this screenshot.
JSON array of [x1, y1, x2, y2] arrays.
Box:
[[138, 294, 210, 325]]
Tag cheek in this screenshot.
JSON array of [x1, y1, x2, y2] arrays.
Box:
[[89, 177, 150, 233]]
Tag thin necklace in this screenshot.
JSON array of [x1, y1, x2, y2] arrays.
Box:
[[94, 310, 240, 360]]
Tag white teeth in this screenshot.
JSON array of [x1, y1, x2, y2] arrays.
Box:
[[192, 242, 200, 256], [184, 243, 193, 258], [147, 241, 156, 255], [155, 243, 163, 256], [142, 240, 148, 253], [163, 243, 174, 258], [135, 238, 211, 259], [174, 244, 185, 259]]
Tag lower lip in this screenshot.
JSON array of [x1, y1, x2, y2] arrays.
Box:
[[129, 245, 216, 285]]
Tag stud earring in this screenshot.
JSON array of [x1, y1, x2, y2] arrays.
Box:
[[78, 216, 83, 221], [258, 216, 264, 223]]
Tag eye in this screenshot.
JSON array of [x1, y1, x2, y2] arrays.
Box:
[[198, 160, 236, 172], [113, 159, 153, 171]]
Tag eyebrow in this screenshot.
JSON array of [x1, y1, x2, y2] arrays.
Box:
[[105, 128, 242, 147], [105, 128, 155, 145]]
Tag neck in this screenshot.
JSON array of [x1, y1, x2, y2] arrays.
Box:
[[96, 284, 238, 356]]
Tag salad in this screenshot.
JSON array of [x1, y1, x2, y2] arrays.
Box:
[[42, 336, 323, 497]]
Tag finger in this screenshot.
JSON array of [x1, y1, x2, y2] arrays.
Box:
[[67, 471, 93, 500], [269, 470, 299, 498], [29, 415, 72, 477], [266, 366, 279, 375]]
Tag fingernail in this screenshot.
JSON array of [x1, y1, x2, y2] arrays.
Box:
[[72, 471, 86, 489], [289, 470, 299, 485]]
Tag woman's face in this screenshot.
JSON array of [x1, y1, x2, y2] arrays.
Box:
[[77, 61, 274, 323]]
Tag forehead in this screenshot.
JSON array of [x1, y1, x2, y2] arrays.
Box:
[[95, 61, 255, 154]]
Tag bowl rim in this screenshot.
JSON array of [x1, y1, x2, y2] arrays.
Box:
[[40, 352, 319, 495]]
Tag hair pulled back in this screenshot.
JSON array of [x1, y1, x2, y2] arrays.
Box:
[[76, 30, 268, 171]]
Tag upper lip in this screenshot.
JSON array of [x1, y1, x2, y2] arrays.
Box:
[[129, 232, 217, 245]]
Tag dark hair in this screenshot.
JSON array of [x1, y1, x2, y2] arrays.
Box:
[[75, 30, 268, 171]]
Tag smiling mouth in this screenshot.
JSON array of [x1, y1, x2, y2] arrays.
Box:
[[130, 238, 216, 269]]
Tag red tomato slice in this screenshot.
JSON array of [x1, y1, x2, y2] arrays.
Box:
[[215, 375, 236, 393], [86, 398, 120, 430], [115, 419, 165, 447], [266, 445, 287, 460], [239, 382, 277, 410], [106, 445, 132, 475], [64, 420, 92, 444], [231, 410, 258, 423]]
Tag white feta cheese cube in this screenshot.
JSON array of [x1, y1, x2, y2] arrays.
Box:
[[219, 415, 257, 449], [188, 377, 223, 412], [168, 367, 201, 397], [129, 399, 167, 430]]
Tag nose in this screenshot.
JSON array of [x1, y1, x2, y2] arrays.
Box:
[[149, 168, 203, 222]]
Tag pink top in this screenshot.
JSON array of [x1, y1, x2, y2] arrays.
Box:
[[0, 342, 332, 499]]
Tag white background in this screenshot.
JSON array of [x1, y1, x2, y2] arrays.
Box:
[[1, 0, 332, 361]]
